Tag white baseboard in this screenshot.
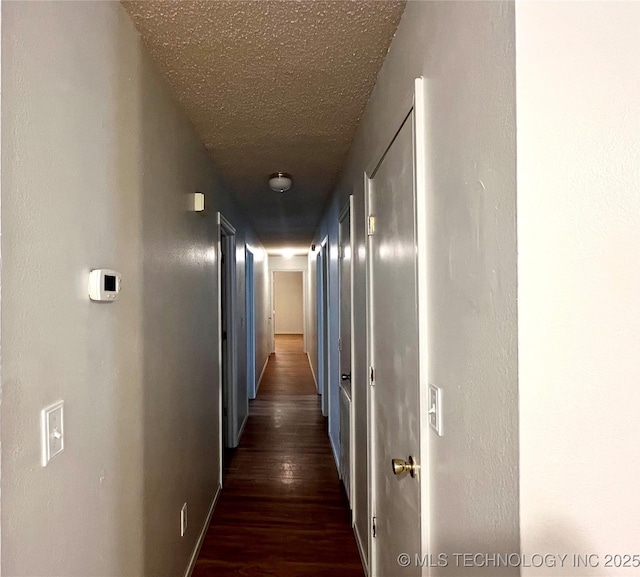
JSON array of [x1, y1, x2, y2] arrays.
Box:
[[307, 353, 318, 390], [184, 484, 221, 577], [330, 433, 340, 477], [236, 413, 248, 445], [255, 355, 269, 394], [354, 522, 370, 577]]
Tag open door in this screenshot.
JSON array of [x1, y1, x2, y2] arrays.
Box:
[[367, 78, 430, 576]]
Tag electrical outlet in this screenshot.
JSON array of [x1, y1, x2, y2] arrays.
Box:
[[41, 400, 65, 466], [180, 503, 188, 537]]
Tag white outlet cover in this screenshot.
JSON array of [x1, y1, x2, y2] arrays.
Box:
[[428, 385, 443, 436], [41, 400, 64, 466]]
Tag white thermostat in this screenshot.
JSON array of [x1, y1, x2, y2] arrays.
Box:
[[88, 269, 122, 302]]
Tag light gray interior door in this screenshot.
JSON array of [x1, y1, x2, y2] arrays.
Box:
[[368, 110, 422, 576]]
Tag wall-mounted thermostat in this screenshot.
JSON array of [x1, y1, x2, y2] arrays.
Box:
[[88, 269, 122, 302]]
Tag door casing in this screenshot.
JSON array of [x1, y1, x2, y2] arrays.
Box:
[[338, 197, 356, 512], [316, 236, 330, 418], [245, 247, 256, 400], [270, 268, 308, 353], [218, 212, 238, 484]]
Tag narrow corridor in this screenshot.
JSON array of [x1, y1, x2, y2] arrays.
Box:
[[193, 335, 364, 576]]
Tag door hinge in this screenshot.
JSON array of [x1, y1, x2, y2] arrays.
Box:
[[368, 215, 376, 236], [338, 338, 342, 352], [338, 245, 343, 259], [372, 516, 377, 538], [369, 366, 375, 386]]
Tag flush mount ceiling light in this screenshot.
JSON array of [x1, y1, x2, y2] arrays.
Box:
[[269, 172, 292, 193]]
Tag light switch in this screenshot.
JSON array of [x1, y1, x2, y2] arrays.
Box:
[[41, 400, 64, 466], [428, 385, 443, 436]]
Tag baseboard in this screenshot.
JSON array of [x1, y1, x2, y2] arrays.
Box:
[[354, 522, 370, 577], [236, 413, 248, 445], [307, 353, 318, 390], [255, 355, 269, 394], [184, 484, 221, 577], [330, 433, 340, 478]]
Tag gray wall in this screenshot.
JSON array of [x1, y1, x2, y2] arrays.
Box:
[[0, 2, 269, 576], [311, 1, 518, 569]]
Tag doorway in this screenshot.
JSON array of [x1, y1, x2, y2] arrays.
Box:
[[272, 271, 304, 352], [218, 213, 237, 480], [316, 238, 330, 418], [245, 248, 256, 400], [366, 78, 430, 576], [338, 197, 354, 509]]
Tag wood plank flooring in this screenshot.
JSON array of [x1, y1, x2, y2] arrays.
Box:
[[193, 334, 364, 576]]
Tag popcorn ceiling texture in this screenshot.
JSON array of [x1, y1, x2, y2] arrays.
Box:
[[122, 0, 405, 249]]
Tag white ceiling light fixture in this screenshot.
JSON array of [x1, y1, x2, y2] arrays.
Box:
[[269, 172, 292, 193]]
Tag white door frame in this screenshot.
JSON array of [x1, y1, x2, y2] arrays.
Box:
[[217, 212, 238, 484], [413, 78, 431, 575], [338, 197, 356, 514], [364, 77, 431, 576], [245, 247, 257, 400], [270, 268, 308, 353], [316, 236, 330, 418]]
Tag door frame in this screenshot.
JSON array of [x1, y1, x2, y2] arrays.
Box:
[[245, 247, 257, 400], [316, 235, 330, 417], [338, 196, 356, 511], [364, 77, 431, 576], [218, 212, 238, 484], [270, 267, 308, 353]]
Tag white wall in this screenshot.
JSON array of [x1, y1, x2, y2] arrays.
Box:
[[517, 3, 640, 574], [312, 1, 518, 569], [269, 255, 307, 271], [274, 272, 303, 334], [0, 3, 268, 576]]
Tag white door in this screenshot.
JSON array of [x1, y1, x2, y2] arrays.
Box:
[[368, 109, 422, 576], [339, 199, 353, 504]]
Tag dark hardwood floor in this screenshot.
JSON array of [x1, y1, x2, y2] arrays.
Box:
[[193, 334, 364, 576]]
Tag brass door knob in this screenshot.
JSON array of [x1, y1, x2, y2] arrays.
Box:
[[391, 456, 416, 478]]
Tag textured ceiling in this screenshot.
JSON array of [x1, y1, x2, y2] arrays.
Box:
[[122, 0, 405, 251]]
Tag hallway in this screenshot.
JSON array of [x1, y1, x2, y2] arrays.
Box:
[[193, 335, 364, 576]]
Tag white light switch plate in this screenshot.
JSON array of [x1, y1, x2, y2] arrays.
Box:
[[428, 385, 443, 436], [41, 400, 64, 466]]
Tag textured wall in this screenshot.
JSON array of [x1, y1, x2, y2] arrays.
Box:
[[0, 2, 268, 576], [274, 272, 304, 334], [312, 1, 518, 570], [517, 2, 640, 574]]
